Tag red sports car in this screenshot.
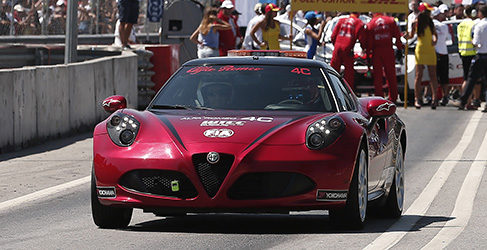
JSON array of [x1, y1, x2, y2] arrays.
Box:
[[92, 55, 406, 229]]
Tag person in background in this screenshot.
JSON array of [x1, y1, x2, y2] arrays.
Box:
[[433, 4, 451, 106], [455, 5, 487, 112], [408, 2, 439, 109], [276, 4, 306, 28], [0, 1, 13, 35], [78, 0, 92, 34], [190, 7, 231, 58], [330, 12, 366, 91], [408, 0, 420, 34], [242, 3, 264, 50], [451, 4, 465, 20], [303, 11, 325, 59], [117, 0, 139, 50], [217, 0, 241, 56], [114, 19, 136, 47], [366, 12, 403, 103], [250, 3, 291, 50], [456, 5, 479, 109]]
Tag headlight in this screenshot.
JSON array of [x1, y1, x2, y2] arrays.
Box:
[[106, 113, 140, 147], [306, 116, 345, 150]]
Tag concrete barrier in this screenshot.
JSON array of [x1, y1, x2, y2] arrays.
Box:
[[68, 62, 96, 131], [92, 58, 115, 122], [12, 67, 37, 148], [35, 65, 70, 139], [113, 54, 138, 109], [0, 51, 138, 153], [0, 70, 14, 151]]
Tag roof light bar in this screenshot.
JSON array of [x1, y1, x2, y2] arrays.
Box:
[[227, 50, 307, 58]]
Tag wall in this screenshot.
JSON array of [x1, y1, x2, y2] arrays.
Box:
[[0, 51, 138, 152]]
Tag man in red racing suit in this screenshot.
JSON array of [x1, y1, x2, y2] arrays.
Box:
[[330, 13, 366, 91], [366, 13, 403, 103]]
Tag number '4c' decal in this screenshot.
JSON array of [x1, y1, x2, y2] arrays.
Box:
[[291, 68, 311, 75]]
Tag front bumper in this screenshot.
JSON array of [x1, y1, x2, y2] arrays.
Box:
[[93, 135, 357, 212]]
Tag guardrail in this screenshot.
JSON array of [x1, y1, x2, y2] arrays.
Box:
[[0, 51, 138, 153], [0, 33, 160, 45]]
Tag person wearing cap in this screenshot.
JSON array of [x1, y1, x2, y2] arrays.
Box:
[[455, 5, 487, 112], [303, 11, 325, 59], [250, 3, 291, 50], [217, 0, 242, 56], [408, 2, 439, 109], [242, 3, 264, 50], [456, 5, 480, 109], [330, 12, 366, 91], [366, 13, 403, 103], [433, 4, 452, 106]]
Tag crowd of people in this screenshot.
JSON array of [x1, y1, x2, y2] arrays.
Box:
[[0, 0, 119, 35], [191, 0, 487, 113]]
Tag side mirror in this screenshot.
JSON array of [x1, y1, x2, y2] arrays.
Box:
[[367, 98, 396, 118], [102, 95, 127, 113]]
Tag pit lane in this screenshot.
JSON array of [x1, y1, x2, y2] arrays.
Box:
[[1, 108, 486, 249]]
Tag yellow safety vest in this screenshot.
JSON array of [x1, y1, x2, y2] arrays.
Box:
[[457, 19, 476, 56]]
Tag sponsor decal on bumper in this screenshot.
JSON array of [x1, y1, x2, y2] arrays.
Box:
[[316, 190, 348, 201], [97, 186, 116, 199]]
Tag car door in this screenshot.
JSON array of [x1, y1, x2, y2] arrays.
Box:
[[326, 72, 384, 191]]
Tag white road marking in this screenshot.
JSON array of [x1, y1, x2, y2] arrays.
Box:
[[0, 176, 90, 213], [364, 111, 484, 250], [422, 130, 487, 249]]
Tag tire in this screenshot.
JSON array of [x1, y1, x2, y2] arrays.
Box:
[[383, 143, 405, 218], [329, 148, 368, 229], [91, 170, 133, 229]]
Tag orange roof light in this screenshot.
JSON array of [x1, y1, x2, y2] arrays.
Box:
[[227, 50, 307, 58]]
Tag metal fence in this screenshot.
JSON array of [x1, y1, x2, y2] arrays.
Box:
[[0, 0, 161, 36]]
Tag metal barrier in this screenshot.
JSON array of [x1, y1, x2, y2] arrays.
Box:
[[0, 0, 160, 36], [0, 33, 159, 44]]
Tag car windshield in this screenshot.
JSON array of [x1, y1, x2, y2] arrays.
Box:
[[150, 65, 336, 112]]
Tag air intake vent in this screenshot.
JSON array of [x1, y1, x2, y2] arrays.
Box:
[[192, 153, 234, 197], [119, 169, 197, 199], [228, 172, 315, 200]]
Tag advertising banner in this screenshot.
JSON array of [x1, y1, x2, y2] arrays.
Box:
[[292, 0, 409, 14], [147, 0, 164, 22]]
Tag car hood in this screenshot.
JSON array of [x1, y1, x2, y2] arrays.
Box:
[[149, 110, 328, 147]]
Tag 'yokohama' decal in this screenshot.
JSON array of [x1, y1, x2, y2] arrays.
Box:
[[316, 190, 348, 201]]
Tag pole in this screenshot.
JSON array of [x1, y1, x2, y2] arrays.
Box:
[[96, 0, 100, 34], [65, 0, 78, 64], [404, 19, 408, 109], [9, 5, 14, 35], [290, 11, 294, 50]]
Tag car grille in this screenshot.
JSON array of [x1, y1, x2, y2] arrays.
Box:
[[192, 153, 234, 198], [119, 169, 198, 199], [228, 172, 315, 200]]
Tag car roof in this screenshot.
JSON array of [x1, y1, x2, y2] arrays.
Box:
[[183, 56, 334, 70]]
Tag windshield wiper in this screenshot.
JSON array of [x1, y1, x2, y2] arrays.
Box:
[[150, 104, 214, 111], [192, 106, 214, 111], [150, 104, 192, 110]]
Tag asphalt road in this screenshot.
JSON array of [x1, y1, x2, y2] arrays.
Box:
[[1, 107, 486, 249]]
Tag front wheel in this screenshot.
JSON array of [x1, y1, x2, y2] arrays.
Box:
[[383, 143, 405, 218], [329, 148, 368, 229], [91, 170, 133, 229]]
